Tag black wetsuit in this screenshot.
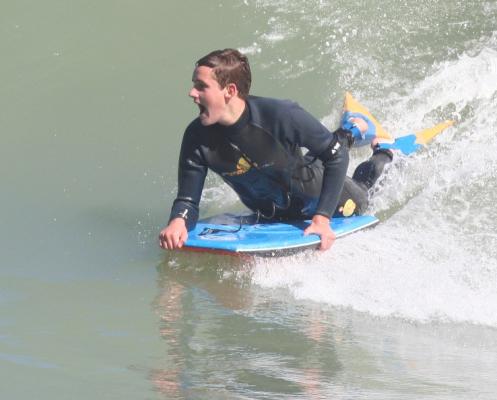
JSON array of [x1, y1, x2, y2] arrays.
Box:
[[169, 96, 391, 230]]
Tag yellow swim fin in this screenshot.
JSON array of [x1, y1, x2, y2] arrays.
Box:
[[343, 92, 394, 142]]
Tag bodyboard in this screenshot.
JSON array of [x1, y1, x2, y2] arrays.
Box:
[[182, 214, 379, 256]]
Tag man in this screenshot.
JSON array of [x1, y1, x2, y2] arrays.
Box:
[[159, 49, 392, 251]]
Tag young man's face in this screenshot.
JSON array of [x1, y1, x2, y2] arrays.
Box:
[[189, 66, 228, 126]]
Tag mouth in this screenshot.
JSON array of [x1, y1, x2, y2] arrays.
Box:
[[197, 104, 207, 116]]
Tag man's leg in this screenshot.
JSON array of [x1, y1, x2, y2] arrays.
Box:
[[352, 146, 393, 189], [334, 146, 393, 217]]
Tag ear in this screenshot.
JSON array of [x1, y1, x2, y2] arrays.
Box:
[[225, 82, 239, 99]]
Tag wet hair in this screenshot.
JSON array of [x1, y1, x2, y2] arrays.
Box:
[[196, 49, 251, 99]]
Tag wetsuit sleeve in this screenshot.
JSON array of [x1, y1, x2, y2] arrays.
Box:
[[314, 142, 349, 218], [288, 104, 350, 218], [168, 128, 207, 230]]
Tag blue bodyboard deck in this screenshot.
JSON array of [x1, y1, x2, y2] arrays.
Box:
[[183, 214, 379, 256]]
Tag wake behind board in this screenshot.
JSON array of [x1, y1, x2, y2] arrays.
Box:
[[181, 93, 453, 257], [183, 214, 379, 256]]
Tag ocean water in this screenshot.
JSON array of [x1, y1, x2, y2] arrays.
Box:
[[1, 0, 497, 399]]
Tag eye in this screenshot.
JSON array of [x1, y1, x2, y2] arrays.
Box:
[[193, 81, 208, 91]]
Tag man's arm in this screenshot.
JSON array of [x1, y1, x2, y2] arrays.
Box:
[[159, 127, 208, 250], [303, 117, 368, 251], [302, 140, 348, 251]]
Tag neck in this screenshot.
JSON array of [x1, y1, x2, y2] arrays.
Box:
[[219, 97, 246, 126]]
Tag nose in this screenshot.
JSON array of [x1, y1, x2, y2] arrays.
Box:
[[189, 87, 198, 99]]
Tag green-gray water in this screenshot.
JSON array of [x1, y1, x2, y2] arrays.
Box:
[[2, 1, 497, 398]]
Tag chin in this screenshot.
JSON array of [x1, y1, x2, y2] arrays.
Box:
[[199, 115, 216, 126], [199, 118, 213, 126]]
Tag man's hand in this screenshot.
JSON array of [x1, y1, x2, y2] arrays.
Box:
[[303, 214, 336, 251], [159, 218, 188, 250]]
